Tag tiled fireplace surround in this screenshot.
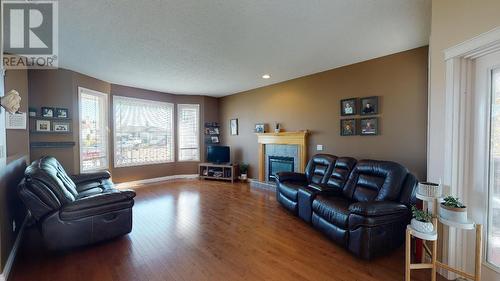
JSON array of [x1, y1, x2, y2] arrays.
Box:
[[265, 144, 299, 181], [250, 131, 308, 188]]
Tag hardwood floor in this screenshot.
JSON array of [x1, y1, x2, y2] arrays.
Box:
[[10, 180, 440, 281]]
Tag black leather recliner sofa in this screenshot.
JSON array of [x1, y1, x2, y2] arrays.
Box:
[[275, 154, 336, 215], [276, 154, 417, 260], [18, 156, 136, 250]]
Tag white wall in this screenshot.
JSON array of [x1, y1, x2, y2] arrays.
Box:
[[429, 1, 500, 280]]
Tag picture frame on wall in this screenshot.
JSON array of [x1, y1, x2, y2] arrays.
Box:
[[28, 108, 37, 117], [340, 98, 357, 116], [55, 108, 69, 118], [211, 136, 220, 143], [340, 119, 356, 136], [230, 118, 238, 135], [360, 117, 378, 135], [255, 123, 266, 133], [360, 96, 379, 115], [41, 107, 54, 118], [36, 120, 51, 132], [53, 122, 71, 132]]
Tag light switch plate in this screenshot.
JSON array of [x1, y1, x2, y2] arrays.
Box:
[[316, 144, 324, 151]]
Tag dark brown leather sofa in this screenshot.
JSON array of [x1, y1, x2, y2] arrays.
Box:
[[275, 154, 336, 215], [275, 154, 417, 259], [18, 156, 136, 250]]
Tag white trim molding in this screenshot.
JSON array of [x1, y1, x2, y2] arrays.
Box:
[[445, 26, 500, 60], [441, 26, 500, 279], [0, 216, 28, 281], [115, 174, 199, 189]]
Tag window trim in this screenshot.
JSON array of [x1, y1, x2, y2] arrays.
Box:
[[78, 87, 109, 173], [113, 95, 175, 168], [177, 103, 200, 162]]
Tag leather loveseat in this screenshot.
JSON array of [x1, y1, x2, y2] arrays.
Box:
[[18, 156, 136, 250], [275, 155, 417, 259]]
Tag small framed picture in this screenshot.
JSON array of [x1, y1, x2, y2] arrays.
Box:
[[340, 119, 356, 136], [206, 127, 219, 135], [230, 118, 238, 135], [255, 123, 266, 133], [28, 108, 37, 117], [360, 96, 379, 115], [211, 136, 220, 143], [56, 108, 69, 118], [41, 107, 54, 118], [53, 122, 70, 132], [340, 98, 357, 116], [36, 120, 51, 132], [360, 117, 378, 135]]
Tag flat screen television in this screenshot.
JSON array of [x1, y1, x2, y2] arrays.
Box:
[[207, 145, 230, 164]]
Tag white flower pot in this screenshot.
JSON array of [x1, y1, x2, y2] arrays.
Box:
[[417, 182, 442, 198], [439, 204, 467, 223], [240, 174, 247, 181], [411, 218, 434, 233]]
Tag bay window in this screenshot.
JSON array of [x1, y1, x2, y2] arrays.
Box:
[[113, 96, 174, 167], [79, 87, 109, 172], [177, 104, 200, 161]]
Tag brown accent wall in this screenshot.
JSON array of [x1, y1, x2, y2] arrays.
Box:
[[28, 69, 219, 182], [27, 69, 109, 174], [5, 69, 29, 158], [0, 157, 27, 273], [219, 47, 428, 180], [1, 69, 29, 273]]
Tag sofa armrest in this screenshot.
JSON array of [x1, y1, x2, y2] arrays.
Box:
[[71, 170, 111, 184], [313, 184, 344, 197], [60, 190, 135, 220], [275, 172, 307, 183], [63, 190, 135, 212], [348, 201, 409, 217]]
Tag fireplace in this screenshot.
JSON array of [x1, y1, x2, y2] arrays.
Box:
[[268, 156, 294, 181], [255, 131, 309, 183]]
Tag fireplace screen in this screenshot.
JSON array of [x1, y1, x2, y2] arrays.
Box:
[[268, 156, 294, 181]]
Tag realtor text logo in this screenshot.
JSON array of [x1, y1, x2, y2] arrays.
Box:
[[2, 0, 58, 69]]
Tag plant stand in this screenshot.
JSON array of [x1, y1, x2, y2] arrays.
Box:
[[434, 218, 482, 281], [405, 218, 438, 281], [406, 193, 483, 281]]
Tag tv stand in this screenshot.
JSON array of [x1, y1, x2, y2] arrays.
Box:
[[199, 162, 238, 183]]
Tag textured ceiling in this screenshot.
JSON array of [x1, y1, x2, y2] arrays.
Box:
[[58, 0, 431, 97]]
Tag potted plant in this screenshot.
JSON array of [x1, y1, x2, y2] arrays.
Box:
[[239, 163, 249, 181], [439, 196, 467, 223], [411, 206, 434, 233]]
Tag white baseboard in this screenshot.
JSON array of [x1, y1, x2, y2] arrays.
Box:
[[115, 174, 199, 189], [0, 216, 28, 281]]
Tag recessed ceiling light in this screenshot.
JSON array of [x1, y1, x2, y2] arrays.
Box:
[[262, 74, 271, 79]]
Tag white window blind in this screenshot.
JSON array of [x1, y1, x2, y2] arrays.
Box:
[[178, 104, 200, 161], [79, 87, 109, 172], [113, 96, 174, 167]]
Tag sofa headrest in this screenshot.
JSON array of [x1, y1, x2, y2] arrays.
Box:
[[323, 157, 357, 191], [343, 160, 408, 202], [399, 173, 418, 206], [24, 156, 78, 205], [305, 154, 337, 184]]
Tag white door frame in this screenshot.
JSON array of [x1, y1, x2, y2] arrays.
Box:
[[443, 27, 500, 279]]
